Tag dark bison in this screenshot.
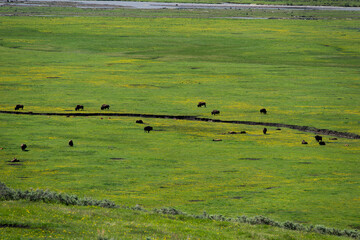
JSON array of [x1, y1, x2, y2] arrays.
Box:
[[144, 126, 153, 133], [101, 104, 110, 110], [69, 140, 73, 147], [319, 141, 326, 145], [136, 120, 144, 124], [315, 135, 322, 142], [260, 108, 267, 114], [211, 110, 220, 115], [75, 105, 84, 111], [240, 131, 247, 134], [263, 128, 267, 134], [197, 102, 206, 108], [302, 140, 308, 144], [15, 104, 24, 110], [21, 144, 27, 151]]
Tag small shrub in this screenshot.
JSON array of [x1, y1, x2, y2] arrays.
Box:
[[153, 207, 184, 215], [283, 221, 305, 231], [131, 204, 145, 211], [314, 225, 327, 234], [0, 181, 118, 209]]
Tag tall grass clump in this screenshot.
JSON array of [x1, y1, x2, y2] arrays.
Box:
[[0, 182, 118, 208], [150, 208, 360, 239]]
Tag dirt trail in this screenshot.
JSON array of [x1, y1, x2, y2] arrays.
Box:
[[1, 110, 359, 139]]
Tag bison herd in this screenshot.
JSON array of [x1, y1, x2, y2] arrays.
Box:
[[14, 103, 268, 118], [14, 104, 114, 111], [12, 103, 329, 147]]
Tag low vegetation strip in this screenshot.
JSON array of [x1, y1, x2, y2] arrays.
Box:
[[1, 110, 359, 139], [0, 182, 118, 208], [1, 182, 359, 239], [152, 208, 360, 239]]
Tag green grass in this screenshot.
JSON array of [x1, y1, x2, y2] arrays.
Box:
[[101, 0, 360, 7], [1, 114, 359, 231], [0, 6, 359, 239], [1, 6, 360, 20], [2, 201, 355, 240]]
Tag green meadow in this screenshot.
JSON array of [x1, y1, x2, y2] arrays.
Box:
[[101, 0, 360, 7], [0, 7, 359, 239]]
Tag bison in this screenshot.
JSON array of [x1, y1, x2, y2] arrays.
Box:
[[75, 105, 84, 111], [11, 157, 20, 162], [144, 126, 153, 133], [101, 104, 110, 110], [315, 135, 322, 142], [197, 102, 206, 108], [211, 110, 220, 115], [15, 104, 24, 110], [302, 140, 308, 144], [21, 144, 27, 151], [263, 128, 267, 135], [69, 140, 73, 147], [319, 141, 326, 145], [260, 108, 267, 114], [136, 120, 144, 124]]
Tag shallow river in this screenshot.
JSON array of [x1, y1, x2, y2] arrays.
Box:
[[3, 0, 360, 11]]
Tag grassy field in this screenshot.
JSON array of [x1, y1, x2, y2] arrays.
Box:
[[3, 201, 357, 240], [0, 6, 359, 239], [101, 0, 360, 7], [1, 6, 360, 20]]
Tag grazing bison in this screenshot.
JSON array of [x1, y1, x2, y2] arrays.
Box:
[[136, 120, 144, 124], [15, 104, 24, 110], [302, 140, 308, 144], [11, 157, 20, 162], [263, 128, 267, 134], [240, 131, 247, 134], [319, 141, 326, 145], [144, 126, 153, 133], [75, 105, 84, 111], [211, 110, 220, 115], [197, 102, 206, 108], [101, 104, 110, 110], [21, 144, 27, 151], [314, 135, 322, 142], [69, 140, 73, 147], [260, 108, 267, 114]]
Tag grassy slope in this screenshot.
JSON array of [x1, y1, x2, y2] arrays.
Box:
[[1, 201, 352, 240], [0, 7, 359, 238]]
